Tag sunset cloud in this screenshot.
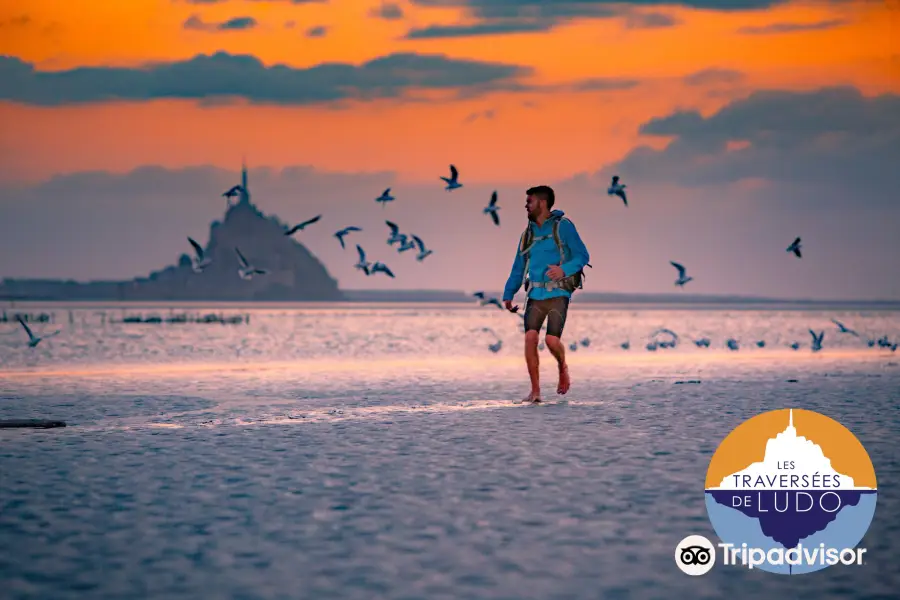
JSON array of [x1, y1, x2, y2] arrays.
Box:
[[370, 2, 405, 20], [737, 18, 849, 35], [682, 68, 745, 86], [183, 15, 258, 31], [0, 52, 532, 106], [401, 0, 791, 39], [606, 86, 900, 191]]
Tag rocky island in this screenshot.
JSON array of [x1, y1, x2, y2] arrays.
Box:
[[0, 165, 343, 302]]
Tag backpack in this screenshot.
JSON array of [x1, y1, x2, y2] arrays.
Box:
[[518, 217, 590, 294]]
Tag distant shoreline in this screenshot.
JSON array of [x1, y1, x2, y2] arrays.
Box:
[[3, 290, 899, 312]]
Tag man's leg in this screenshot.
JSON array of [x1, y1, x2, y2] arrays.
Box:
[[543, 297, 571, 394], [524, 330, 540, 401], [522, 299, 548, 402]]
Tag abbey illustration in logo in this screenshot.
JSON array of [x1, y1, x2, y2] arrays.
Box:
[[705, 409, 877, 574]]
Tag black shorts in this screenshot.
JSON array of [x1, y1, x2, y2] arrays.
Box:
[[523, 296, 570, 338]]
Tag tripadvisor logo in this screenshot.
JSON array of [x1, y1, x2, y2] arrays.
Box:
[[700, 408, 877, 575]]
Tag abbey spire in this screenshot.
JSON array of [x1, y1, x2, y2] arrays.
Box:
[[239, 157, 250, 206]]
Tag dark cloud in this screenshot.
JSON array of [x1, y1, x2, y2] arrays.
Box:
[[0, 51, 532, 106], [370, 2, 405, 19], [404, 19, 555, 38], [603, 86, 900, 192], [409, 0, 790, 19], [737, 19, 848, 34], [306, 25, 327, 37], [570, 77, 641, 91], [623, 11, 679, 28], [682, 68, 744, 86], [184, 14, 258, 31], [403, 0, 785, 38], [220, 16, 257, 29]]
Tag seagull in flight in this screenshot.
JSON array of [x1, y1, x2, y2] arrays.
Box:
[[831, 319, 859, 336], [484, 297, 503, 310], [477, 326, 500, 339], [355, 245, 371, 275], [397, 237, 416, 252], [608, 175, 627, 207], [16, 315, 60, 348], [810, 329, 824, 352], [484, 191, 500, 226], [370, 262, 395, 278], [670, 261, 693, 287], [376, 188, 395, 208], [285, 215, 322, 235], [412, 235, 433, 261], [222, 185, 243, 199], [440, 165, 463, 191], [476, 327, 503, 352], [187, 237, 211, 273], [472, 291, 503, 309], [235, 247, 268, 280], [786, 237, 802, 258], [334, 226, 362, 249], [385, 221, 405, 246]]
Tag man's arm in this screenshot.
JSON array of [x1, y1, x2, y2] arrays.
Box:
[[502, 241, 526, 302], [559, 218, 590, 276]]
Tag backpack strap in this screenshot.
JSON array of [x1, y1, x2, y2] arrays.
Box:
[[552, 218, 566, 263], [518, 223, 533, 253]]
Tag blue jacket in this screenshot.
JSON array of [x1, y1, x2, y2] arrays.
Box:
[[502, 209, 590, 302]]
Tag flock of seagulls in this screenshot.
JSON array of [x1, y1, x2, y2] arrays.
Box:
[[4, 166, 895, 357], [605, 175, 804, 287], [188, 164, 481, 284], [466, 288, 897, 354]]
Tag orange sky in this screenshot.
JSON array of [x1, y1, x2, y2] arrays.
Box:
[[0, 0, 897, 183]]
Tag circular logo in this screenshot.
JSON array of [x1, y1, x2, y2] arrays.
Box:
[[675, 534, 717, 576], [705, 409, 877, 574]]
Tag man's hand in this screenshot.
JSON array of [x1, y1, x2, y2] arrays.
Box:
[[504, 300, 519, 313], [546, 264, 565, 281]]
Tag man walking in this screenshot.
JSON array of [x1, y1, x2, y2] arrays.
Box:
[[502, 185, 590, 403]]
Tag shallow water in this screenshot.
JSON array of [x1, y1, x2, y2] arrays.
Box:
[[1, 305, 899, 599]]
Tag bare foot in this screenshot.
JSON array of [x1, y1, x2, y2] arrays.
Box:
[[518, 390, 541, 404], [557, 364, 570, 395]]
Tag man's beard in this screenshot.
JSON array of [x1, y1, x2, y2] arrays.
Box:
[[527, 209, 538, 221]]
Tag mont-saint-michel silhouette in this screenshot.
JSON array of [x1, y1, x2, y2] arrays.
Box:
[[0, 163, 342, 302]]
